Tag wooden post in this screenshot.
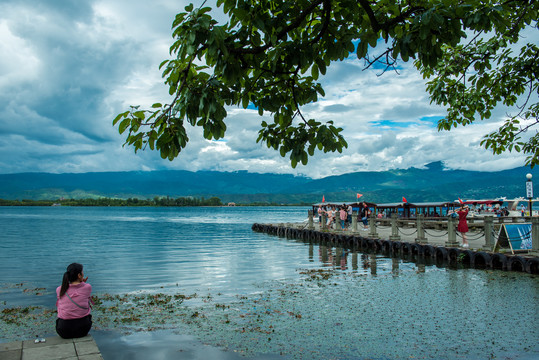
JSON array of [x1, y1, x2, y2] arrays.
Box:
[[389, 213, 400, 241], [415, 214, 427, 244], [532, 217, 539, 255], [445, 215, 459, 247], [368, 214, 378, 238], [351, 211, 358, 233], [308, 210, 314, 230], [321, 213, 326, 231], [483, 216, 494, 250]]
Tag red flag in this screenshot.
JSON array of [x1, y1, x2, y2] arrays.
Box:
[[357, 193, 363, 199], [402, 197, 407, 203], [322, 195, 325, 203], [458, 197, 464, 204]]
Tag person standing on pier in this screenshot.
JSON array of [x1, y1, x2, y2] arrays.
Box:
[[339, 206, 348, 230], [359, 202, 369, 231], [457, 205, 470, 248], [325, 207, 334, 229]]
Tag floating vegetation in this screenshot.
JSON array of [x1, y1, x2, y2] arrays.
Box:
[[22, 287, 47, 296], [1, 267, 538, 359], [298, 268, 335, 281], [0, 282, 50, 296], [1, 306, 42, 325]]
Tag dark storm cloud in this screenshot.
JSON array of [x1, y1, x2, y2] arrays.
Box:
[[0, 0, 533, 176], [0, 0, 153, 150]]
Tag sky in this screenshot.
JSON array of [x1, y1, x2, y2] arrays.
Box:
[[0, 0, 537, 179]]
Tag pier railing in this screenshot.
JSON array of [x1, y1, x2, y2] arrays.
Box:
[[307, 210, 539, 254]]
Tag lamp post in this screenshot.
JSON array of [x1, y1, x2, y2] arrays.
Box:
[[526, 173, 533, 216]]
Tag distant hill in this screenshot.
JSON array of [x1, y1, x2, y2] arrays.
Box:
[[0, 162, 537, 204]]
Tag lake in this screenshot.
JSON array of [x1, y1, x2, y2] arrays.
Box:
[[1, 206, 538, 360]]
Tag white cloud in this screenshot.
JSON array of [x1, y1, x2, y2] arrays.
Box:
[[0, 21, 41, 87], [0, 0, 535, 178]]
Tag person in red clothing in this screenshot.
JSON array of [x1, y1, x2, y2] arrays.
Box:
[[457, 205, 470, 248], [56, 263, 94, 338]]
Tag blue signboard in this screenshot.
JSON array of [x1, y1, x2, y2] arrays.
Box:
[[497, 224, 532, 253]]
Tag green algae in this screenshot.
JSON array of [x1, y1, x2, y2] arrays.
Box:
[[1, 263, 538, 359]]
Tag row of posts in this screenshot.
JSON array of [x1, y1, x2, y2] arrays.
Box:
[[306, 210, 539, 254]]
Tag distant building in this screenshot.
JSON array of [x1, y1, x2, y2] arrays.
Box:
[[227, 202, 236, 206]]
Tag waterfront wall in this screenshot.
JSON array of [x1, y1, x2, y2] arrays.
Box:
[[251, 218, 539, 275]]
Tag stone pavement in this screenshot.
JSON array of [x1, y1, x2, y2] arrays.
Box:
[[0, 335, 103, 360]]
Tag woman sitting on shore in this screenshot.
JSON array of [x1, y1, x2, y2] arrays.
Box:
[[56, 263, 94, 339]]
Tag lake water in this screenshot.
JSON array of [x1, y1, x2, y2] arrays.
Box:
[[0, 206, 317, 306], [1, 206, 538, 360]]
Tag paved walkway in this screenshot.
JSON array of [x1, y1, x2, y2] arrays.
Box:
[[0, 335, 103, 360]]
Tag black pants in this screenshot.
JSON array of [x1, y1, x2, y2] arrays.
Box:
[[56, 315, 92, 339]]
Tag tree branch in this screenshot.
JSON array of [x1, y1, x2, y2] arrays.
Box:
[[229, 0, 325, 55], [357, 0, 381, 32], [309, 0, 332, 45]]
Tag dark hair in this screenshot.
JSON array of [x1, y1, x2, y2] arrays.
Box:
[[59, 263, 83, 297]]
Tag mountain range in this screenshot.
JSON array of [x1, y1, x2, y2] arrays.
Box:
[[0, 162, 537, 204]]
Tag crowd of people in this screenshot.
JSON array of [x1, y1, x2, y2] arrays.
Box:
[[315, 200, 525, 250], [470, 204, 510, 216], [317, 202, 371, 231]]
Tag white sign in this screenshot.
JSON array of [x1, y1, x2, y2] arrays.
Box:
[[526, 181, 533, 198]]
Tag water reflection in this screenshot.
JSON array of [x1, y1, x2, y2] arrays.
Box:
[[1, 207, 538, 360], [392, 257, 399, 276], [0, 206, 314, 306], [351, 252, 358, 270], [314, 244, 411, 277]]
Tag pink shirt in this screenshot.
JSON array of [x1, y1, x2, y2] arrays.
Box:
[[339, 209, 347, 220], [56, 282, 92, 320]]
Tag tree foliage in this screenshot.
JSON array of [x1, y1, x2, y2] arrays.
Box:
[[0, 197, 223, 207], [113, 0, 539, 167]]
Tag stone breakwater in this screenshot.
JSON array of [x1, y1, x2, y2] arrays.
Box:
[[251, 223, 539, 275]]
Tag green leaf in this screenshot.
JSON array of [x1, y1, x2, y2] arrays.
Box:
[[118, 118, 131, 134], [311, 64, 319, 80], [133, 111, 146, 120], [356, 40, 368, 58], [112, 111, 128, 125]]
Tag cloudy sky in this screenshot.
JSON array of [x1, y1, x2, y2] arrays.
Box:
[[0, 0, 536, 179]]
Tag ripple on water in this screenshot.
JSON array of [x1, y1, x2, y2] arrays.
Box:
[[1, 206, 538, 359]]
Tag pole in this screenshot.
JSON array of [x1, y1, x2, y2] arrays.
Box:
[[526, 173, 533, 216]]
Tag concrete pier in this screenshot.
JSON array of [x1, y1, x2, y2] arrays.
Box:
[[252, 218, 539, 274], [0, 335, 102, 360]]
